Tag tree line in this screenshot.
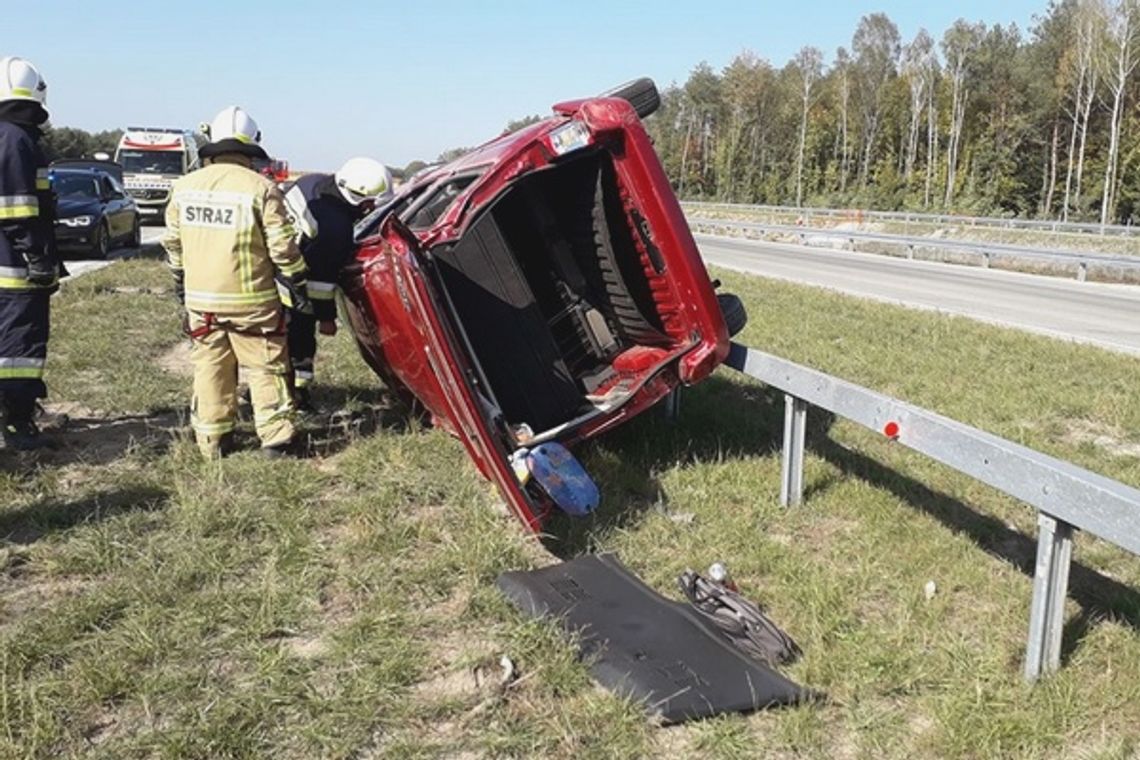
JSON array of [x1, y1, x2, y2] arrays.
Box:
[[642, 0, 1140, 224]]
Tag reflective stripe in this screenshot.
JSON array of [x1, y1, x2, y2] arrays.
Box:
[[0, 194, 38, 219], [309, 285, 336, 301], [284, 186, 319, 239], [276, 257, 306, 276], [0, 266, 55, 290], [184, 288, 279, 306], [0, 358, 46, 368], [308, 281, 336, 292], [192, 419, 235, 435], [10, 87, 32, 98], [36, 169, 49, 189], [0, 358, 46, 379]]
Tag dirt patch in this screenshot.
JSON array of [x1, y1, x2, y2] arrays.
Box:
[[1062, 420, 1140, 459], [157, 340, 193, 378], [28, 406, 182, 469]]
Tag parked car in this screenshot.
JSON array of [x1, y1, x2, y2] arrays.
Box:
[[50, 166, 140, 258], [342, 78, 744, 533]]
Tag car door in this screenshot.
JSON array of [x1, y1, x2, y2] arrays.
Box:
[[103, 176, 132, 239], [378, 214, 549, 533]]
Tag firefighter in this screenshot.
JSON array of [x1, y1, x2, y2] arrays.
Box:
[[162, 106, 310, 459], [282, 157, 391, 412], [0, 57, 61, 450]]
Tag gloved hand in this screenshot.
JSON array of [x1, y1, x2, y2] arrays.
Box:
[[318, 319, 338, 337], [24, 252, 58, 287], [276, 274, 313, 315]]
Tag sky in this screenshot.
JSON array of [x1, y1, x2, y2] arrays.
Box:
[[17, 0, 1048, 171]]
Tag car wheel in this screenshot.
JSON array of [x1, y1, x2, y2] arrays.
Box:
[[91, 222, 110, 259], [584, 168, 671, 347], [717, 293, 747, 338], [600, 78, 661, 119]]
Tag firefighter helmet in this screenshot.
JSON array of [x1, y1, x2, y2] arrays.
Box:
[[0, 57, 47, 107], [200, 106, 268, 161], [335, 157, 393, 206]]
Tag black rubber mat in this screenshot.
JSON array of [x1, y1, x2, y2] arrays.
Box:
[[497, 554, 811, 724]]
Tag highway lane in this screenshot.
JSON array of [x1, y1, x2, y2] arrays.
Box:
[[696, 233, 1140, 358], [63, 226, 166, 279]]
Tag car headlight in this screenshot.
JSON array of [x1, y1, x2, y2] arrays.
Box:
[[546, 120, 592, 157], [58, 215, 94, 227]]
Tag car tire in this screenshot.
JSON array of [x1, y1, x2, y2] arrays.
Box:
[[717, 292, 747, 338], [127, 218, 141, 248], [600, 78, 661, 119], [587, 169, 670, 347], [91, 222, 110, 260]]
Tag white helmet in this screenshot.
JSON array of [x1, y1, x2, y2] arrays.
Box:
[[200, 106, 268, 160], [0, 56, 47, 107], [206, 105, 261, 145], [335, 157, 393, 206]]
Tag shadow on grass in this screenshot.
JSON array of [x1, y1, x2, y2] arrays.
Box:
[[293, 383, 426, 458], [539, 371, 1140, 655], [0, 484, 169, 546], [542, 375, 818, 558], [0, 409, 183, 472], [811, 436, 1140, 650]]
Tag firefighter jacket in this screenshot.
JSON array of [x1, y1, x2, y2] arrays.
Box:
[[163, 158, 306, 314], [0, 120, 57, 293], [283, 173, 359, 322]]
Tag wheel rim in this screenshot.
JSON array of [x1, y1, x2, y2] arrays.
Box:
[[96, 225, 108, 256]]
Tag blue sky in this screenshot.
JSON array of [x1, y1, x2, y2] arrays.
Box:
[[19, 0, 1047, 170]]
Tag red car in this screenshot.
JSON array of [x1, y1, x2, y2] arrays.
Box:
[[342, 79, 743, 533]]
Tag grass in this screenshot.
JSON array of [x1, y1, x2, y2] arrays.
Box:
[[1, 255, 1139, 758]]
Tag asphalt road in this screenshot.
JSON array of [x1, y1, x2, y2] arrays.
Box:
[[696, 233, 1140, 358], [64, 227, 1140, 358], [64, 226, 166, 279]]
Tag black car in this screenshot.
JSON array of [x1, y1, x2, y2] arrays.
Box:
[[51, 167, 140, 258]]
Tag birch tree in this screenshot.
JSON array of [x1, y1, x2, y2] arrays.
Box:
[[942, 20, 984, 207], [853, 14, 902, 189], [792, 46, 825, 206], [902, 29, 936, 183], [1097, 0, 1140, 224]]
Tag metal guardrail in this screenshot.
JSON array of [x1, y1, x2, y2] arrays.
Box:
[[684, 201, 1139, 238], [688, 217, 1140, 281], [722, 342, 1140, 682]]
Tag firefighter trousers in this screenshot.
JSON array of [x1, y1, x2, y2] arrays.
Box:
[[188, 306, 295, 455], [286, 309, 317, 389], [0, 290, 50, 423]]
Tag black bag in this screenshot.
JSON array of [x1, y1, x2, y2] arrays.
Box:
[[678, 570, 802, 668]]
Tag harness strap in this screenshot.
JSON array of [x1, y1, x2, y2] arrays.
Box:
[[187, 312, 287, 340]]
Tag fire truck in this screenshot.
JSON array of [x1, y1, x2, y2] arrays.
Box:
[[113, 127, 201, 222]]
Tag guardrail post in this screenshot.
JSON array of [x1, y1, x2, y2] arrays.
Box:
[[1077, 261, 1088, 282], [848, 237, 856, 252], [982, 252, 992, 269], [1024, 513, 1074, 682], [780, 394, 808, 506], [907, 244, 915, 260]]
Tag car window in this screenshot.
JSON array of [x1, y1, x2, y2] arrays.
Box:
[[405, 176, 478, 230], [101, 177, 118, 198], [54, 174, 100, 198]]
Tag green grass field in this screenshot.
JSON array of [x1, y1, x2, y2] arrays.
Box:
[[1, 256, 1138, 758]]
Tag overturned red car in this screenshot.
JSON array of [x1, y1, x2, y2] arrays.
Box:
[[341, 79, 743, 533]]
